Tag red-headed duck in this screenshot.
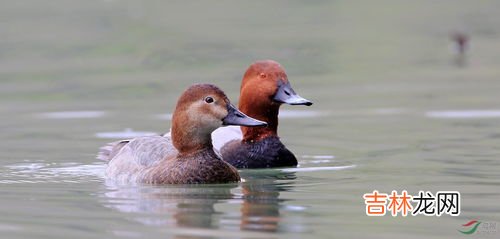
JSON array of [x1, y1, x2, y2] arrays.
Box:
[[98, 84, 267, 184], [212, 60, 312, 168]]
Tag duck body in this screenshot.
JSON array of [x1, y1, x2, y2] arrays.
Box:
[[99, 84, 267, 184], [220, 136, 297, 169], [142, 149, 240, 184], [103, 136, 239, 184], [215, 60, 312, 169]]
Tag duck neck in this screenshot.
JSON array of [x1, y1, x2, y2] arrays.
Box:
[[239, 101, 280, 142], [172, 129, 213, 157], [171, 117, 214, 157]]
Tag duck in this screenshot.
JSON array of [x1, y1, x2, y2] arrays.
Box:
[[97, 83, 267, 184], [212, 60, 313, 168]]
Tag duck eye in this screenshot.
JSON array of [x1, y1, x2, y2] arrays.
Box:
[[204, 96, 214, 104]]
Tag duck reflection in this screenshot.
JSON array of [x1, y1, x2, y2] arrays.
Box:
[[103, 181, 237, 229], [238, 170, 296, 232], [101, 170, 297, 235]]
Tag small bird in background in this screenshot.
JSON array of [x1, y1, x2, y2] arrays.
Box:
[[450, 31, 469, 67]]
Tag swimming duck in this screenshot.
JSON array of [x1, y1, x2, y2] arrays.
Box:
[[212, 60, 313, 168], [98, 84, 267, 184]]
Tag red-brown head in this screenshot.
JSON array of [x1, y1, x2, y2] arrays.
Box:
[[238, 60, 312, 141], [171, 84, 266, 155]]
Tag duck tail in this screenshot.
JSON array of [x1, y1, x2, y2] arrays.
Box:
[[96, 140, 129, 162]]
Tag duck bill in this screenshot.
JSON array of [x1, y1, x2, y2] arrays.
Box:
[[222, 104, 268, 127], [273, 80, 313, 106]]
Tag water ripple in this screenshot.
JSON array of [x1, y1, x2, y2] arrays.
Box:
[[36, 111, 107, 119], [279, 110, 327, 119], [426, 110, 500, 119], [1, 162, 105, 184], [95, 128, 157, 139], [281, 165, 356, 173]]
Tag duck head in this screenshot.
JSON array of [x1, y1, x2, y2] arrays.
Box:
[[238, 60, 312, 141], [171, 84, 266, 154]]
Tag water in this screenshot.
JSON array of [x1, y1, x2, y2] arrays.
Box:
[[1, 1, 500, 238]]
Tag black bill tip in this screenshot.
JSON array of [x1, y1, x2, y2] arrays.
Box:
[[273, 80, 313, 106]]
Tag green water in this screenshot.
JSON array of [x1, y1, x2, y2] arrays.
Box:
[[1, 1, 499, 238]]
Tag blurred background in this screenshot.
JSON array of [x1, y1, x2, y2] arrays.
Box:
[[1, 1, 499, 239]]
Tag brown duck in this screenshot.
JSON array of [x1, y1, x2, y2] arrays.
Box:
[[98, 84, 267, 184]]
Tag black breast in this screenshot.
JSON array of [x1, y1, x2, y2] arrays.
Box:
[[220, 136, 297, 169]]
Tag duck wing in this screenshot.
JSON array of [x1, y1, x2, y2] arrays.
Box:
[[100, 136, 177, 166], [117, 136, 177, 167], [97, 139, 130, 162]]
